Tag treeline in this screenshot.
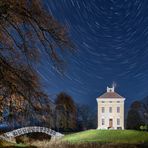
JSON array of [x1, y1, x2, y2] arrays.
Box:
[[50, 92, 97, 132], [1, 92, 97, 132]]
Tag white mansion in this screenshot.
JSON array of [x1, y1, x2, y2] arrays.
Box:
[[96, 86, 125, 130]]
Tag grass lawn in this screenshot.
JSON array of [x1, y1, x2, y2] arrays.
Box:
[[62, 130, 148, 144]]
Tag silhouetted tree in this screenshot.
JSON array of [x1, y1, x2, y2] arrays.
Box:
[[0, 0, 74, 125], [55, 92, 76, 131], [76, 104, 97, 130], [142, 96, 148, 122], [126, 101, 144, 130]]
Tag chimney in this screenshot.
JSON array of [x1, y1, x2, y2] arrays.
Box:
[[107, 86, 114, 92]]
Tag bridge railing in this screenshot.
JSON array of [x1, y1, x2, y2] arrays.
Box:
[[0, 126, 64, 143]]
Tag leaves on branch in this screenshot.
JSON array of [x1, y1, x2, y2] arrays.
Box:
[[0, 0, 74, 125]]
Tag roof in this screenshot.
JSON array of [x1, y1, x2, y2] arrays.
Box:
[[98, 92, 124, 99]]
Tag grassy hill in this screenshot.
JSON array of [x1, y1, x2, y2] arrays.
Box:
[[62, 130, 148, 144], [1, 130, 148, 147]]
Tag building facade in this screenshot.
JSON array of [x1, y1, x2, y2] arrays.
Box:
[[96, 86, 125, 129]]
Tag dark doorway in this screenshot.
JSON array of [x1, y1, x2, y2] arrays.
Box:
[[109, 119, 113, 128]]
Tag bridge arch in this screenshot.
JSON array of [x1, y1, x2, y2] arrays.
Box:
[[0, 126, 64, 143]]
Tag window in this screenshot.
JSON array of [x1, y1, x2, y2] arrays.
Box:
[[102, 118, 105, 125], [109, 101, 112, 103], [102, 101, 105, 103], [117, 107, 120, 113], [117, 101, 120, 103], [117, 118, 120, 125], [102, 107, 105, 113], [117, 127, 122, 129], [109, 107, 112, 113]]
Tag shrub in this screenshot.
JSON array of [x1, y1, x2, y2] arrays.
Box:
[[140, 125, 144, 131], [143, 125, 148, 131]]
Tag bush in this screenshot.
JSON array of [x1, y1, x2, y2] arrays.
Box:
[[143, 125, 148, 131], [140, 125, 148, 131], [140, 125, 144, 131], [16, 135, 30, 144]]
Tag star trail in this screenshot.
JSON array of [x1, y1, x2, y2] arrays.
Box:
[[39, 0, 148, 109]]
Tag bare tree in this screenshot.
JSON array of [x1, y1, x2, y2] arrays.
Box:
[[76, 104, 97, 130], [55, 92, 77, 131], [0, 0, 74, 125]]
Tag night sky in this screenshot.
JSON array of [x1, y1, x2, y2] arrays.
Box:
[[38, 0, 148, 110]]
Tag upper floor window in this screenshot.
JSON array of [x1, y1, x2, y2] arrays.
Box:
[[117, 107, 120, 113], [109, 101, 112, 103], [102, 107, 105, 113], [102, 101, 105, 103], [117, 118, 120, 125], [117, 101, 120, 103], [109, 107, 112, 113], [102, 118, 105, 125]]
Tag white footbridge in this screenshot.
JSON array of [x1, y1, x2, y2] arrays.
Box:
[[0, 126, 64, 143]]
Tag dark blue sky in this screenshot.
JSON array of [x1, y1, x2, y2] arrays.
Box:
[[38, 0, 148, 109]]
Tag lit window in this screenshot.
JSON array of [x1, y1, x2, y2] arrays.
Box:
[[117, 118, 120, 125], [117, 107, 120, 113], [102, 118, 105, 125], [102, 107, 105, 113], [109, 107, 112, 113]]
